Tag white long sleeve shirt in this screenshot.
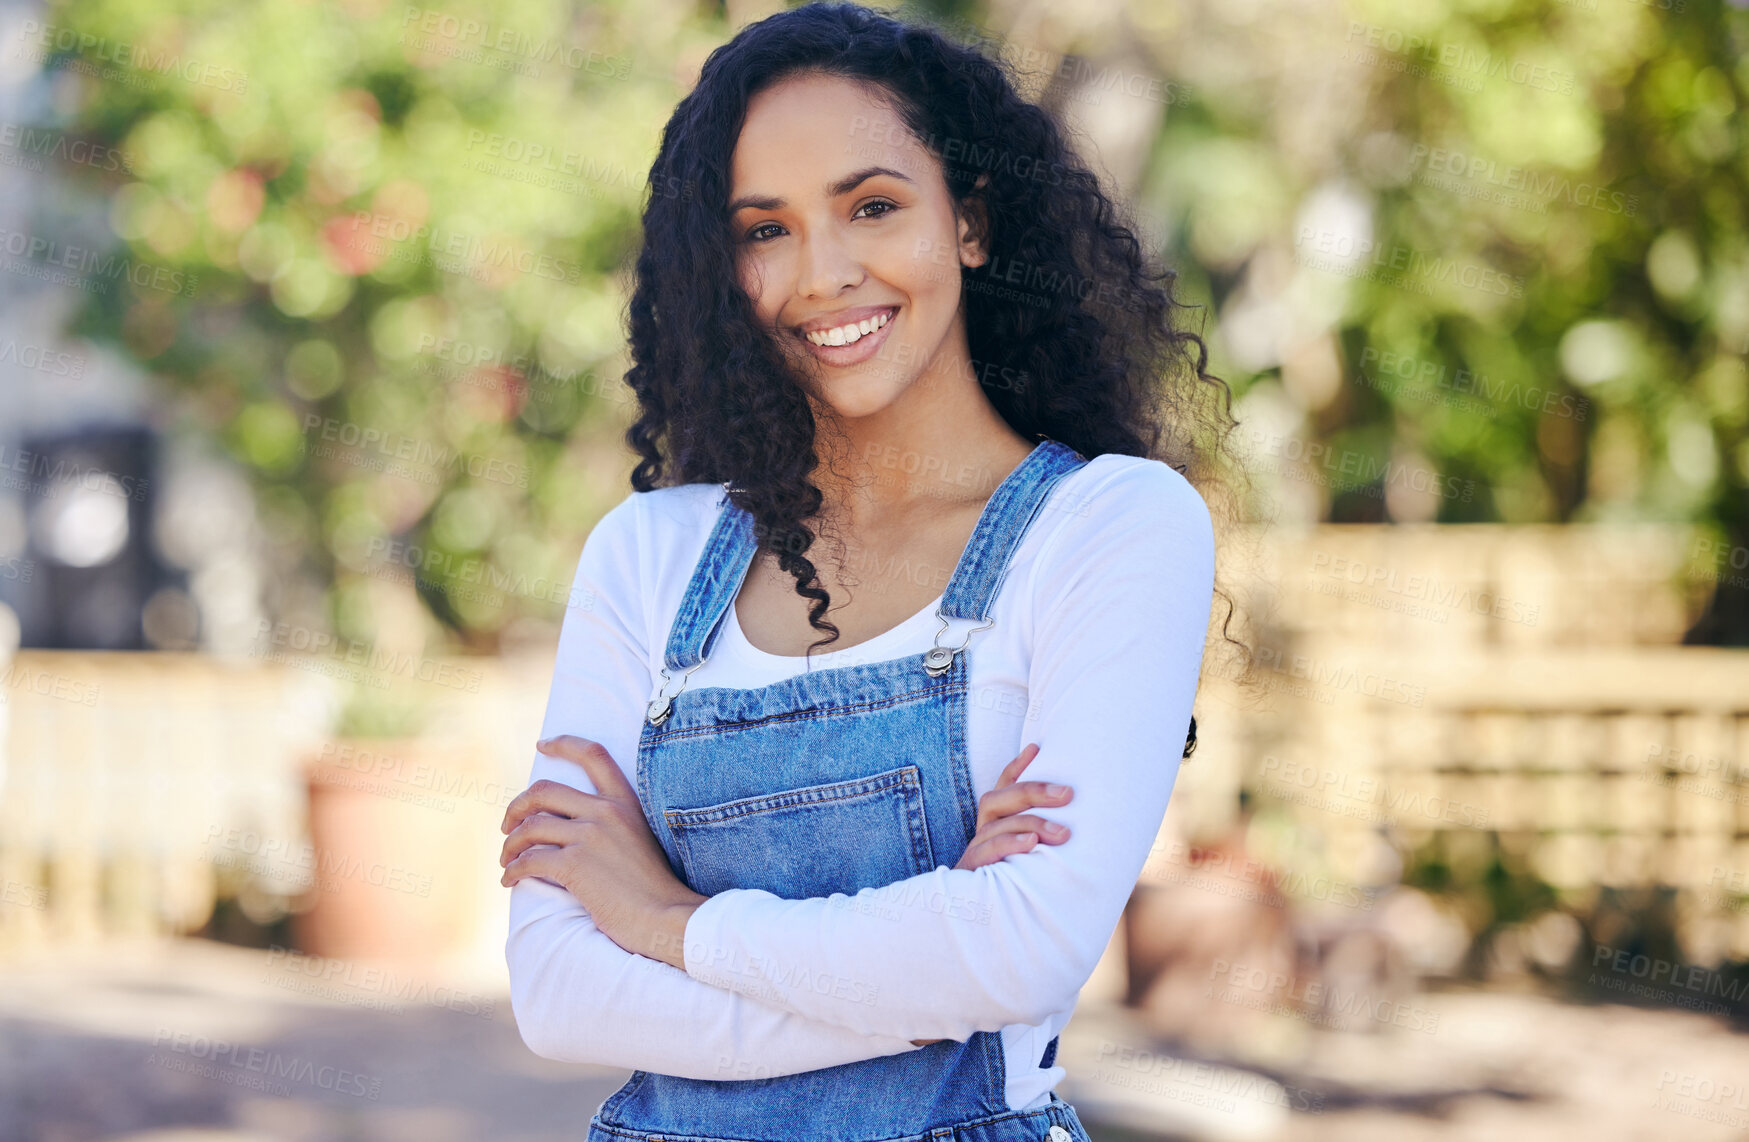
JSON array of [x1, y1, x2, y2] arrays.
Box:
[[506, 450, 1214, 1111]]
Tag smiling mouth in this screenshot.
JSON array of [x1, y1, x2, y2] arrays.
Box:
[[799, 307, 896, 347]]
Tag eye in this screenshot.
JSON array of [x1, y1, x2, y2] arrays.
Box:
[[745, 222, 785, 243], [854, 199, 897, 220]]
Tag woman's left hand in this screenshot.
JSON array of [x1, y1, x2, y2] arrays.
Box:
[[500, 735, 706, 967]]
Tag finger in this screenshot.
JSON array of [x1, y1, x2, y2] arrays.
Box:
[[978, 814, 1070, 843], [975, 779, 1073, 830], [537, 735, 635, 801], [501, 846, 563, 889], [499, 812, 577, 867], [993, 743, 1041, 791], [503, 778, 597, 834], [957, 831, 1038, 871], [1024, 780, 1074, 807]]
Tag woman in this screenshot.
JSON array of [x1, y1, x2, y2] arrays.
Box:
[[498, 4, 1232, 1139]]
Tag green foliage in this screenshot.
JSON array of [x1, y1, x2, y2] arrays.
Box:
[[40, 0, 716, 651], [29, 0, 1749, 644], [1128, 2, 1748, 637]]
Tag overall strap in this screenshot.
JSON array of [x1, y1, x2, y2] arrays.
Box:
[[937, 439, 1087, 622], [917, 438, 1086, 677], [645, 439, 1089, 722], [645, 490, 758, 726], [663, 489, 758, 673]]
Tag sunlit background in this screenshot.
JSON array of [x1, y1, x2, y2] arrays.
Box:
[[2, 0, 1747, 1138]]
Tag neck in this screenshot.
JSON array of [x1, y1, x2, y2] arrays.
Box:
[[806, 331, 1034, 530]]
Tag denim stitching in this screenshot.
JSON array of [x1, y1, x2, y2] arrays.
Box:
[[589, 1098, 1081, 1142], [648, 679, 966, 742], [664, 766, 924, 824]]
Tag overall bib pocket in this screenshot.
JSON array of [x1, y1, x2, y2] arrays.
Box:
[[665, 763, 937, 899]]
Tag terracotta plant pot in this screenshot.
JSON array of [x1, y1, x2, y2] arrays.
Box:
[[292, 738, 500, 966]]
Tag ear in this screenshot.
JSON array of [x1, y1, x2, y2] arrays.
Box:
[[956, 174, 991, 269]]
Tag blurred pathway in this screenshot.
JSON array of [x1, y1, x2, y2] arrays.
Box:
[[1, 941, 1746, 1141]]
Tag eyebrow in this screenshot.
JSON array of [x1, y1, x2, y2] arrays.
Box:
[[727, 166, 914, 215]]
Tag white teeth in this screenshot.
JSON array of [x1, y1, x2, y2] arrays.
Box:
[[805, 310, 891, 348]]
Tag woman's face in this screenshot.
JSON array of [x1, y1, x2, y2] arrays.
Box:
[[728, 72, 985, 423]]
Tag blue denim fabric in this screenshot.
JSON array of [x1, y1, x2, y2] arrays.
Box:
[[588, 440, 1096, 1142]]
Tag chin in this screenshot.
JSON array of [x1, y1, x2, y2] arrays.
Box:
[[814, 375, 910, 421]]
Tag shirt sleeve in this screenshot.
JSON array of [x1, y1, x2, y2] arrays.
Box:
[[680, 460, 1215, 1041], [506, 488, 928, 1078]]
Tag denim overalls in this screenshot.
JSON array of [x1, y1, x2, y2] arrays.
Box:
[[588, 439, 1095, 1142]]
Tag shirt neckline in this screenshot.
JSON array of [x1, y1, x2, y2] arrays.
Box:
[[726, 587, 947, 667]]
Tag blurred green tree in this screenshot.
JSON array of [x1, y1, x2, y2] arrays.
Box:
[[25, 0, 1749, 647], [32, 0, 710, 654], [1109, 0, 1748, 640]]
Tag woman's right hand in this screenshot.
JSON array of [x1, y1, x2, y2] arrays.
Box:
[[955, 742, 1073, 871], [910, 743, 1074, 1046]]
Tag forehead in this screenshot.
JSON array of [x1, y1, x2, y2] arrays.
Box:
[[730, 72, 931, 192]]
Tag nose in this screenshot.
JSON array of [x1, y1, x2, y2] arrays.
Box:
[[796, 228, 864, 300]]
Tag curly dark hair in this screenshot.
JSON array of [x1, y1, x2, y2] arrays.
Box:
[[620, 2, 1245, 754]]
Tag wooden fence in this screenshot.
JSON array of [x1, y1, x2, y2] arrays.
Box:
[[2, 523, 1744, 977]]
